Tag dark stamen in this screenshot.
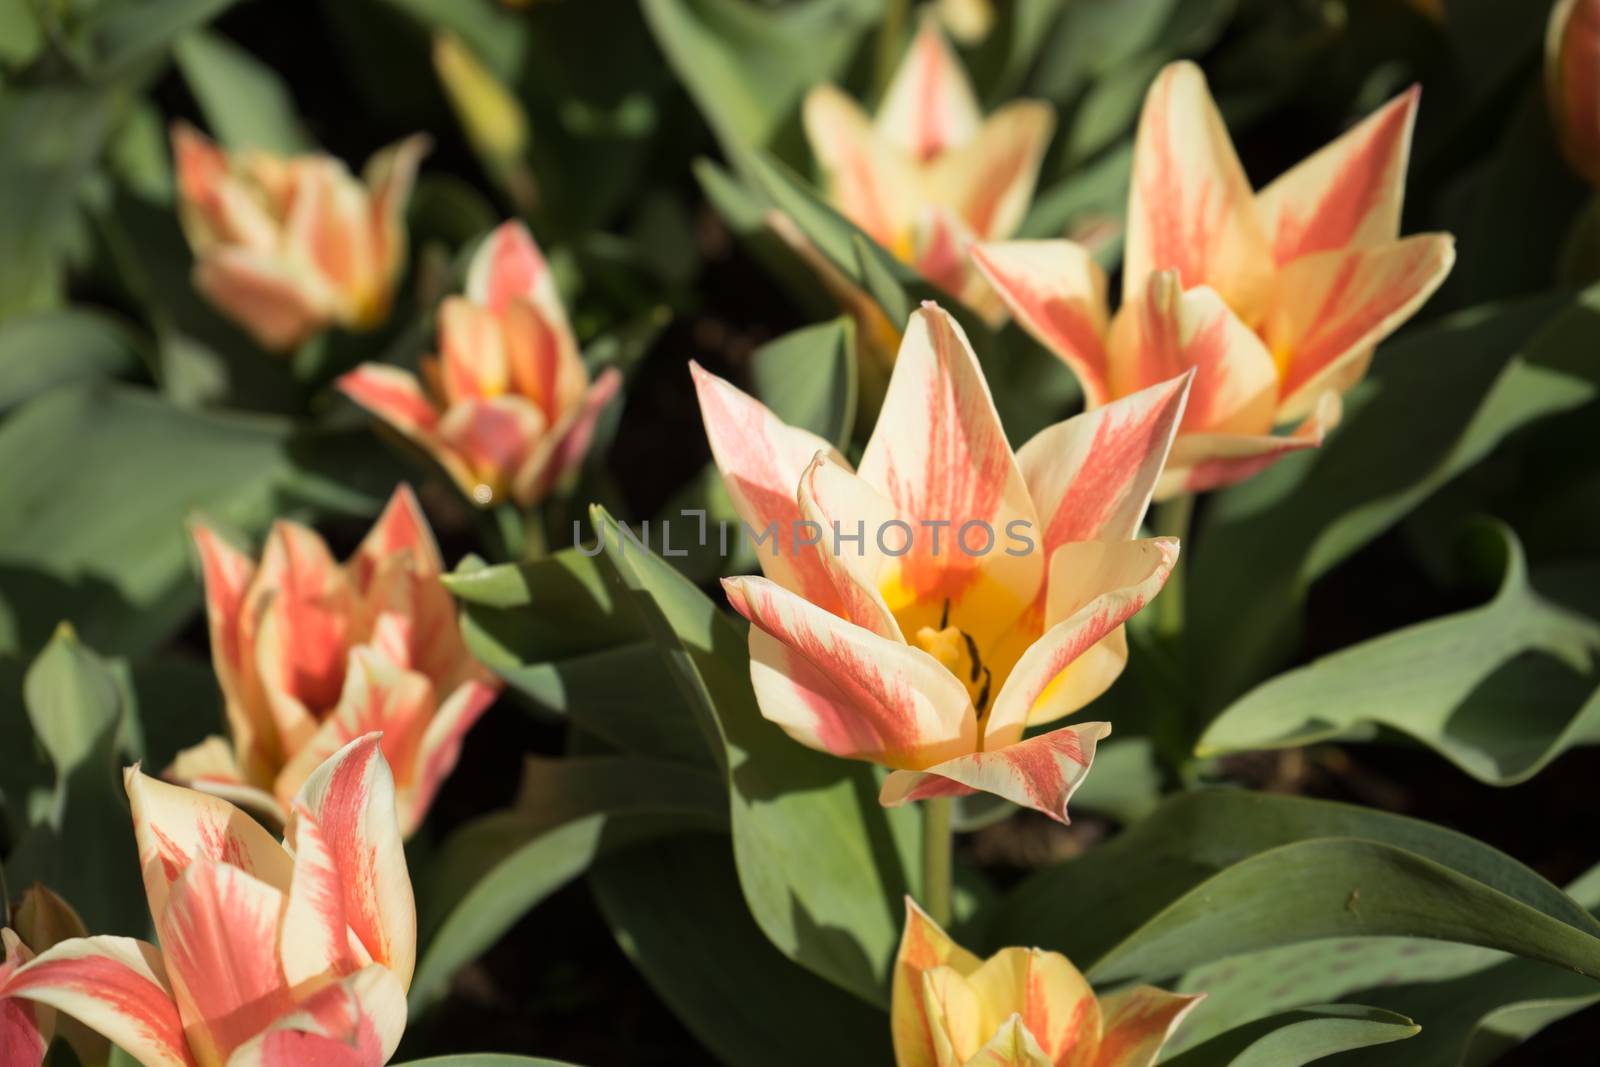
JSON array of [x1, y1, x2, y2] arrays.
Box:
[[938, 598, 950, 630], [960, 630, 982, 683], [975, 666, 993, 713]]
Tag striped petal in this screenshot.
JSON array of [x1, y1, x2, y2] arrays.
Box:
[[1106, 273, 1278, 438], [963, 1014, 1054, 1067], [1267, 234, 1456, 421], [125, 767, 294, 926], [986, 539, 1178, 741], [508, 365, 622, 507], [279, 806, 360, 990], [968, 948, 1100, 1067], [362, 134, 429, 302], [437, 297, 509, 405], [859, 304, 1043, 651], [722, 576, 978, 771], [289, 735, 416, 991], [1092, 986, 1204, 1067], [166, 737, 284, 827], [969, 241, 1112, 407], [193, 247, 335, 352], [1549, 0, 1600, 184], [924, 101, 1055, 241], [0, 929, 50, 1067], [1256, 86, 1420, 264], [1125, 62, 1270, 321], [352, 485, 442, 587], [691, 362, 849, 613], [796, 453, 907, 640], [436, 394, 548, 506], [4, 937, 192, 1067], [157, 861, 293, 1066], [190, 524, 273, 771], [397, 679, 499, 837], [893, 898, 983, 1067], [803, 85, 921, 253], [336, 366, 450, 492], [1155, 389, 1342, 499], [223, 965, 405, 1067], [877, 17, 982, 161], [466, 220, 550, 312], [880, 721, 1111, 824]]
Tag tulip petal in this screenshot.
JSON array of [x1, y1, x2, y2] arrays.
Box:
[[190, 525, 273, 773], [279, 805, 363, 989], [399, 678, 499, 837], [969, 241, 1112, 406], [193, 246, 335, 352], [795, 453, 907, 640], [509, 365, 622, 508], [466, 220, 550, 313], [880, 721, 1111, 824], [222, 965, 405, 1067], [1267, 234, 1456, 421], [923, 967, 986, 1067], [436, 393, 548, 505], [166, 737, 285, 826], [985, 539, 1178, 741], [290, 734, 416, 991], [338, 365, 442, 438], [125, 767, 295, 924], [1092, 985, 1204, 1067], [3, 937, 192, 1067], [1256, 86, 1420, 264], [803, 84, 921, 252], [893, 898, 984, 1067], [963, 1013, 1054, 1067], [858, 304, 1043, 650], [437, 296, 510, 404], [722, 576, 978, 770], [877, 17, 982, 161], [353, 485, 443, 586], [924, 101, 1054, 241], [690, 363, 849, 613], [968, 948, 1100, 1067], [1125, 62, 1270, 320], [0, 929, 50, 1067], [157, 860, 293, 1065], [363, 134, 429, 298], [1155, 389, 1342, 498]]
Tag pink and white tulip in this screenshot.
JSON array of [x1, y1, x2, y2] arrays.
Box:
[[172, 123, 427, 352], [801, 17, 1054, 323], [974, 62, 1455, 497], [170, 485, 499, 837], [339, 221, 621, 508], [0, 736, 415, 1067], [695, 302, 1189, 822]]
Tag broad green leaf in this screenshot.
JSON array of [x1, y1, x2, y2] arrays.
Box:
[[1198, 524, 1600, 783], [1190, 286, 1600, 709], [989, 790, 1600, 986], [1162, 1004, 1419, 1067], [592, 833, 892, 1066], [0, 309, 144, 412], [173, 29, 309, 154], [23, 624, 121, 776], [84, 0, 240, 74], [0, 384, 293, 658], [409, 755, 726, 1008], [748, 317, 858, 449], [593, 506, 921, 1005]]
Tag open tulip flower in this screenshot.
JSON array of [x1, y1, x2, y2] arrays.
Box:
[[802, 17, 1054, 323], [171, 485, 499, 837], [338, 221, 621, 508], [695, 302, 1190, 822], [973, 61, 1455, 498], [0, 736, 415, 1067], [172, 123, 428, 352], [893, 898, 1201, 1067]]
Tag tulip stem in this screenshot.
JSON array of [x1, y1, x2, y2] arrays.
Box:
[[1152, 493, 1194, 639], [921, 796, 954, 927]]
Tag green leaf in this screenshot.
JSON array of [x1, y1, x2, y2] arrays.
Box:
[[22, 624, 121, 777], [592, 833, 892, 1066], [408, 755, 726, 1008], [990, 790, 1600, 986], [173, 29, 309, 154], [83, 0, 241, 74], [1161, 1004, 1419, 1067], [1198, 524, 1600, 783], [0, 309, 144, 412], [748, 317, 858, 449], [592, 506, 921, 1005]]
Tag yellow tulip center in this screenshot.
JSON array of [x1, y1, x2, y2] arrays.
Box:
[[911, 600, 995, 717]]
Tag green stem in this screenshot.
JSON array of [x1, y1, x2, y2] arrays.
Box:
[[493, 503, 525, 562], [874, 0, 911, 100], [520, 503, 549, 561], [1152, 493, 1194, 640], [921, 796, 953, 927]]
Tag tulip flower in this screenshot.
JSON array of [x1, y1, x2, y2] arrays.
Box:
[[0, 927, 50, 1067], [338, 221, 621, 508], [1549, 0, 1600, 185], [170, 485, 499, 837], [171, 123, 428, 352], [893, 898, 1201, 1067], [974, 62, 1455, 497], [694, 302, 1189, 822], [0, 736, 415, 1067], [801, 17, 1054, 323]]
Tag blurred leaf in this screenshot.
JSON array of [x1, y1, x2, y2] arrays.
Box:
[[409, 754, 725, 1008], [83, 0, 240, 74], [990, 790, 1600, 986], [0, 309, 143, 412], [1199, 524, 1600, 782], [23, 624, 121, 777], [593, 506, 920, 1005], [173, 28, 309, 154], [1161, 1004, 1419, 1067], [0, 0, 44, 67], [748, 317, 858, 448], [592, 833, 892, 1067]]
